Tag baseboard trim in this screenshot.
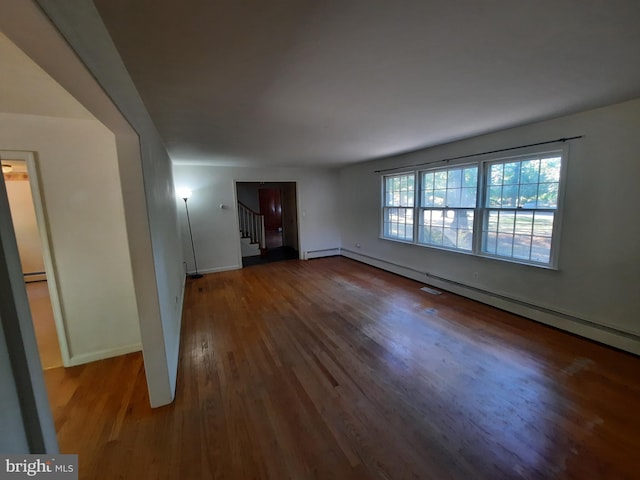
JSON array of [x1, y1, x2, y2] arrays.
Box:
[[188, 264, 241, 275], [341, 249, 640, 356], [67, 342, 142, 367]]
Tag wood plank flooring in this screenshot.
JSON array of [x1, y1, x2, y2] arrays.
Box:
[[44, 257, 640, 479], [27, 281, 63, 370]]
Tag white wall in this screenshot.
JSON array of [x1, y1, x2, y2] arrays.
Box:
[[5, 174, 46, 279], [339, 97, 640, 354], [8, 0, 187, 407], [173, 165, 341, 272], [0, 113, 141, 363], [0, 162, 58, 453]]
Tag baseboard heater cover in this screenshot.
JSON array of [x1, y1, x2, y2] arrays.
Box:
[[304, 248, 341, 260], [340, 248, 640, 355]]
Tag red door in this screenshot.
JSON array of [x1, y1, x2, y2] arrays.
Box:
[[259, 188, 283, 249]]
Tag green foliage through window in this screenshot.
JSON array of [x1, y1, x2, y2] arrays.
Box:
[[382, 149, 564, 267]]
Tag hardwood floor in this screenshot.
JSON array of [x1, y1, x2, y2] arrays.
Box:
[[27, 281, 63, 370], [44, 257, 640, 479]]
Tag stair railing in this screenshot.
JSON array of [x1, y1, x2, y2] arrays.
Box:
[[238, 201, 266, 251]]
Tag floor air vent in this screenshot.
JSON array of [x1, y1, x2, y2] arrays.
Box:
[[420, 286, 442, 295]]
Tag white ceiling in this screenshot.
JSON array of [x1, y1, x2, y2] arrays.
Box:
[[94, 0, 640, 167]]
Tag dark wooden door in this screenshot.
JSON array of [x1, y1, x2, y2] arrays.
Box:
[[259, 188, 283, 249]]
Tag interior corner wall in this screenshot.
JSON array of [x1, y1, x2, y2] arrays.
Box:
[[0, 112, 141, 363], [338, 97, 640, 354], [172, 165, 341, 272]]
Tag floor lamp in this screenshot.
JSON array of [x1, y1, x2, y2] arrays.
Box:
[[177, 188, 203, 279]]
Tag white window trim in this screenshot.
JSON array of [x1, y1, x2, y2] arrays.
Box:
[[380, 171, 417, 242], [416, 162, 478, 253], [380, 144, 569, 269]]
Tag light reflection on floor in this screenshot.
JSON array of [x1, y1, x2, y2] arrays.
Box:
[[359, 294, 565, 477]]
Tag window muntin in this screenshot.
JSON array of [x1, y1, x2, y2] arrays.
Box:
[[382, 173, 415, 241], [419, 209, 475, 250], [481, 155, 562, 265], [418, 166, 477, 252], [380, 148, 565, 268]]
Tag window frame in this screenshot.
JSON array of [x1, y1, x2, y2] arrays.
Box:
[[416, 163, 479, 253], [380, 171, 416, 243], [477, 146, 568, 269], [379, 144, 568, 269]]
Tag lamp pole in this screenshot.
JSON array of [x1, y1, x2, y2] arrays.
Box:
[[179, 190, 203, 279]]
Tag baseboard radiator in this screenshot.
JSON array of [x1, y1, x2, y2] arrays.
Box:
[[340, 248, 640, 356]]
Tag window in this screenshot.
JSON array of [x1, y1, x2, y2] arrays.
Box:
[[380, 147, 566, 268], [382, 173, 415, 241], [481, 154, 562, 265], [418, 165, 477, 251]]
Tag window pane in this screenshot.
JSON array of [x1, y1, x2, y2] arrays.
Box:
[[480, 152, 562, 266], [383, 204, 414, 241], [488, 186, 502, 207], [423, 172, 434, 189], [431, 210, 444, 227], [418, 226, 427, 243], [446, 188, 461, 207], [514, 211, 534, 235], [498, 211, 515, 233], [430, 226, 443, 245], [537, 183, 558, 208], [421, 166, 477, 215], [519, 184, 538, 208], [532, 211, 554, 237], [443, 227, 457, 248], [447, 169, 461, 189], [501, 185, 517, 207], [520, 159, 540, 184], [484, 231, 497, 254], [531, 237, 551, 263], [384, 173, 415, 207], [432, 189, 446, 207], [513, 235, 532, 259], [461, 187, 476, 208], [419, 209, 473, 251], [463, 167, 478, 188], [540, 157, 561, 183], [489, 164, 503, 185], [503, 162, 520, 185], [434, 171, 447, 189], [497, 233, 514, 256], [486, 211, 499, 232], [457, 229, 473, 251]]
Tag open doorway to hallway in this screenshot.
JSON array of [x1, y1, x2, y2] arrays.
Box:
[[236, 182, 299, 267], [2, 154, 66, 370]]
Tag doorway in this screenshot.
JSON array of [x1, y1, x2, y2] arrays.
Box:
[[236, 182, 299, 267], [1, 151, 68, 369]]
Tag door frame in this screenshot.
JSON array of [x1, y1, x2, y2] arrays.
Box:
[[2, 150, 70, 366], [233, 180, 301, 267]]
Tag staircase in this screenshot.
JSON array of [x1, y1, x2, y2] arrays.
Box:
[[238, 201, 266, 257]]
